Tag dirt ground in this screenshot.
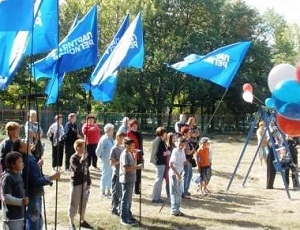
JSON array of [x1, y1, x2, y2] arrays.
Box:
[[1, 135, 300, 230]]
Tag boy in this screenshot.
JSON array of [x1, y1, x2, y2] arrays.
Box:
[[109, 132, 126, 216], [169, 137, 187, 216], [119, 137, 143, 226], [2, 151, 29, 230], [68, 139, 92, 230], [196, 137, 212, 194], [12, 139, 60, 230]]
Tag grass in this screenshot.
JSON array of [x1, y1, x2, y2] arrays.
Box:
[[1, 135, 300, 229]]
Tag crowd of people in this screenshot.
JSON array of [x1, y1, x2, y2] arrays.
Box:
[[1, 110, 298, 229]]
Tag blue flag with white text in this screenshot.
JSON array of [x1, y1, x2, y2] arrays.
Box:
[[32, 5, 98, 79], [25, 0, 58, 55], [169, 41, 251, 89], [0, 0, 34, 31], [91, 12, 144, 86], [85, 14, 130, 102]]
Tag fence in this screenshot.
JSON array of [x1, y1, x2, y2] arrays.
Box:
[[0, 109, 256, 136]]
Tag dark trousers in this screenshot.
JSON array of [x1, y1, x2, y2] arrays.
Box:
[[52, 142, 64, 168], [87, 144, 98, 168], [65, 144, 75, 170], [135, 157, 143, 194], [266, 147, 276, 189], [285, 152, 298, 187]]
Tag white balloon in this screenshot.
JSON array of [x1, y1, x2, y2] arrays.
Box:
[[268, 63, 296, 92], [242, 91, 253, 103]]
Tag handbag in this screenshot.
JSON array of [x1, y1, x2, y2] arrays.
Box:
[[190, 157, 197, 168], [32, 139, 44, 159]]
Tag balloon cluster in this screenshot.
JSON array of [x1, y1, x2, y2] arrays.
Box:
[[242, 83, 253, 103], [264, 63, 300, 136]]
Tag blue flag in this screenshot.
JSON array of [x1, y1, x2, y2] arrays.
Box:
[[169, 41, 251, 88], [45, 72, 65, 105], [85, 14, 130, 102], [25, 0, 58, 55], [32, 5, 98, 79], [0, 31, 29, 89], [91, 12, 144, 86], [0, 0, 34, 31]]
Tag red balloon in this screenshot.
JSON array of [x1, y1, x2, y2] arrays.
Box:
[[243, 83, 253, 93], [296, 63, 300, 83], [276, 114, 300, 137]]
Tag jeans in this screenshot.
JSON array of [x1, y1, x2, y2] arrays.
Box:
[[183, 162, 192, 196], [26, 197, 43, 230], [169, 174, 182, 214], [3, 220, 23, 230], [151, 165, 165, 201], [120, 182, 134, 223], [111, 174, 121, 213], [100, 158, 112, 190]]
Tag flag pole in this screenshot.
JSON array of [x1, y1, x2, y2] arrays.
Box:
[[202, 89, 228, 137], [54, 1, 60, 229]]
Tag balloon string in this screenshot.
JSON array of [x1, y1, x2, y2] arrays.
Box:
[[253, 94, 264, 104]]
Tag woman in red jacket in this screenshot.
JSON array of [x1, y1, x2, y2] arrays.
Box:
[[82, 114, 101, 170]]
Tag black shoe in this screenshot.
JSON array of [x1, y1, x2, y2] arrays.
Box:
[[135, 191, 141, 195], [130, 217, 138, 223], [152, 199, 164, 203], [111, 210, 119, 216], [80, 221, 93, 229]]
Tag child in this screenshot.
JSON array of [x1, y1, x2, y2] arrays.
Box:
[[196, 137, 212, 194], [109, 131, 126, 216], [68, 139, 92, 230], [119, 137, 143, 226], [2, 151, 29, 230], [12, 139, 60, 229], [169, 137, 187, 216]]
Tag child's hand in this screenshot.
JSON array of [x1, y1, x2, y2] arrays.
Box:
[[22, 197, 29, 206], [176, 174, 182, 181], [49, 171, 61, 181], [137, 164, 143, 170]]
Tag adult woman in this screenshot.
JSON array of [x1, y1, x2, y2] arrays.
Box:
[[82, 114, 101, 170], [64, 113, 81, 171], [47, 114, 65, 171], [187, 116, 200, 149], [150, 126, 169, 203], [96, 123, 115, 197]]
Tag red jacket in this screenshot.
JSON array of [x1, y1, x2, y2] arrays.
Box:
[[82, 123, 101, 144]]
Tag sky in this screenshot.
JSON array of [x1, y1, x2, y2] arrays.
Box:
[[244, 0, 300, 24]]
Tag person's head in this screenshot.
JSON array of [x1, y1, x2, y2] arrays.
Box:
[[177, 137, 186, 149], [124, 137, 135, 152], [199, 137, 210, 149], [129, 119, 138, 132], [74, 139, 85, 154], [28, 110, 37, 122], [179, 114, 186, 122], [187, 116, 196, 127], [122, 117, 129, 126], [104, 123, 114, 136], [181, 126, 190, 138], [115, 131, 126, 144], [12, 139, 29, 154], [87, 114, 95, 125], [5, 151, 23, 172], [68, 113, 77, 123], [5, 121, 20, 139], [167, 132, 176, 147], [258, 121, 265, 129], [155, 126, 167, 140], [54, 114, 63, 124]]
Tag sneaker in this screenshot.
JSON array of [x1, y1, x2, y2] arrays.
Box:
[[171, 211, 185, 216], [68, 223, 76, 230], [129, 217, 138, 223], [120, 220, 132, 226], [111, 210, 119, 216], [106, 190, 112, 197], [80, 220, 93, 229], [151, 199, 164, 203], [186, 192, 191, 196]]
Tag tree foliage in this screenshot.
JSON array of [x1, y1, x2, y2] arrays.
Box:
[[1, 0, 299, 120]]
